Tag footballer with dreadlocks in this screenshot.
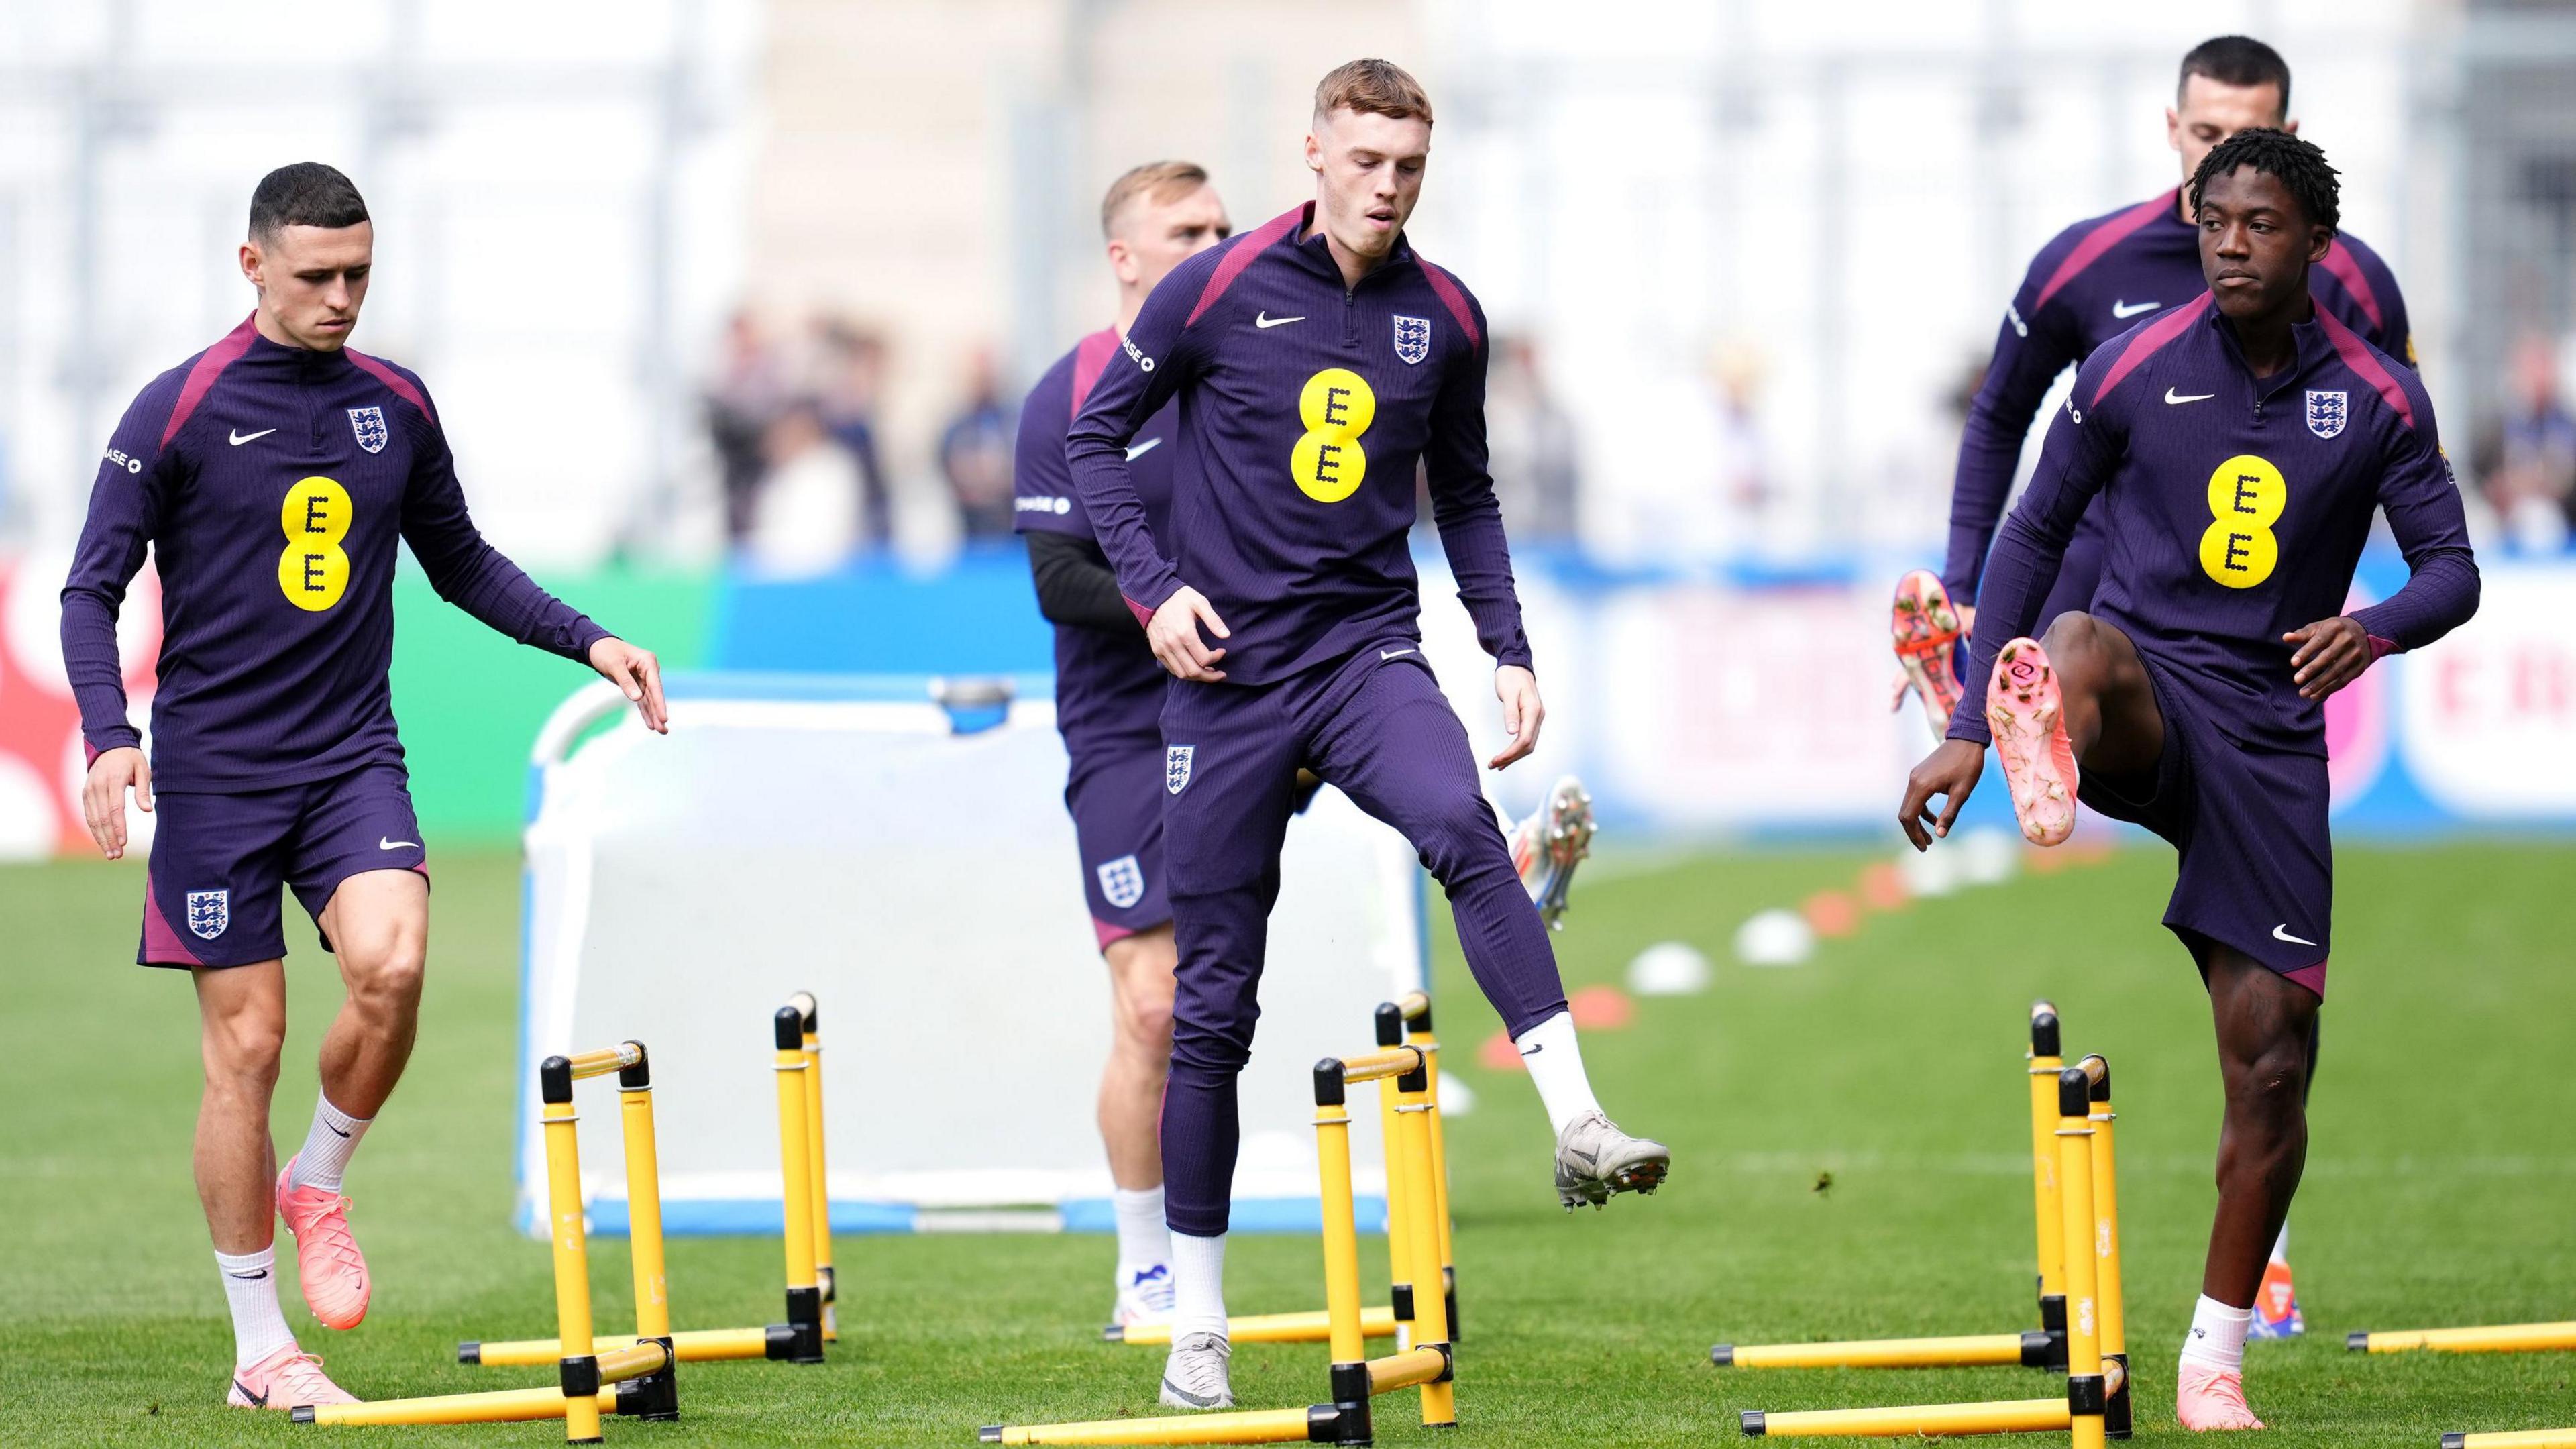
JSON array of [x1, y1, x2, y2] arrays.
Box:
[[1896, 129, 2479, 1431]]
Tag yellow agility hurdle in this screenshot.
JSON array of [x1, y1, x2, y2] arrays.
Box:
[[297, 1044, 680, 1438], [1713, 1002, 2073, 1375], [983, 1039, 1457, 1446], [1107, 996, 1454, 1355], [460, 1001, 833, 1371], [1740, 1055, 2129, 1442], [2351, 1322, 2576, 1356]]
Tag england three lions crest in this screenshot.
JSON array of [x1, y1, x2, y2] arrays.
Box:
[[186, 890, 229, 941], [1391, 315, 1432, 366], [348, 405, 390, 453], [1165, 745, 1194, 795], [2304, 390, 2348, 440], [1096, 855, 1146, 910]]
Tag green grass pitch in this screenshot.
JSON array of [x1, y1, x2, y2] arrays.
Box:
[[5, 839, 2575, 1445]]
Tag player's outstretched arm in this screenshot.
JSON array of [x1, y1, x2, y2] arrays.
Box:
[[1067, 252, 1212, 623], [1945, 244, 2088, 604]]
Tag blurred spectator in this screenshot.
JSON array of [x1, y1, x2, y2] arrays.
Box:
[[2473, 333, 2576, 553], [1486, 334, 1581, 544], [938, 345, 1017, 539], [812, 318, 894, 550], [705, 309, 786, 543], [745, 399, 863, 575]]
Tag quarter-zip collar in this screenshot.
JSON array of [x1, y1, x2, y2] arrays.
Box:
[[1285, 201, 1418, 292], [2206, 300, 2328, 424]]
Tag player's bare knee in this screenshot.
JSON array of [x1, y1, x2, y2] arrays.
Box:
[[344, 936, 427, 1021], [2039, 612, 2108, 676], [204, 1013, 286, 1093], [2222, 1041, 2311, 1122], [1118, 992, 1175, 1059]]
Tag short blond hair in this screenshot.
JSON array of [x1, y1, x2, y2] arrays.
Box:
[[1313, 58, 1432, 127], [1099, 160, 1211, 239]]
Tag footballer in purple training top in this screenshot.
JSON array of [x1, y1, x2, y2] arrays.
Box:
[[1065, 59, 1669, 1413], [1894, 36, 2413, 745], [1898, 131, 2477, 1432], [58, 163, 666, 1415]]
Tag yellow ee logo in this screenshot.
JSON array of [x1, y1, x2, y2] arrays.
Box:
[[277, 476, 353, 611], [2198, 454, 2285, 589], [1289, 368, 1375, 502]]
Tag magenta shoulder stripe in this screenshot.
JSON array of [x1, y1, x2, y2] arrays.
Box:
[[2316, 309, 2415, 431], [2033, 191, 2177, 313], [160, 315, 261, 449], [2316, 241, 2385, 337], [1415, 259, 1481, 350], [344, 349, 435, 425], [1069, 327, 1122, 418], [1185, 205, 1306, 328], [2090, 292, 2212, 407]]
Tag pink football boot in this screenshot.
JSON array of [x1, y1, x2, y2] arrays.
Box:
[[2176, 1362, 2266, 1430], [228, 1344, 358, 1411], [1890, 570, 1966, 737], [1985, 638, 2080, 847], [278, 1159, 371, 1330]]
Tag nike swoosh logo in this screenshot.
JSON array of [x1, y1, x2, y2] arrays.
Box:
[[1254, 312, 1304, 329], [380, 837, 419, 851], [229, 428, 277, 446], [227, 1269, 270, 1280], [2112, 299, 2161, 319], [1126, 437, 1163, 461], [235, 1379, 269, 1407], [1379, 648, 1416, 661], [2165, 388, 2216, 405], [327, 1124, 352, 1138], [2272, 924, 2318, 946]]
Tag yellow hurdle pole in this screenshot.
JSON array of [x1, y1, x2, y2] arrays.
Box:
[[2081, 1055, 2127, 1440], [1393, 1052, 1457, 1428], [1397, 995, 1460, 1344], [539, 1057, 606, 1445], [1105, 1306, 1399, 1347], [1313, 1057, 1375, 1440], [796, 997, 838, 1342], [2443, 1432, 2576, 1448], [1739, 1398, 2074, 1438], [2055, 1066, 2107, 1449], [1371, 1009, 1417, 1350], [1712, 1333, 2053, 1370], [298, 1385, 622, 1426], [468, 1326, 777, 1365], [2352, 1323, 2576, 1356], [2027, 1002, 2068, 1366], [772, 1006, 826, 1363], [977, 1407, 1327, 1446], [614, 1042, 680, 1421]]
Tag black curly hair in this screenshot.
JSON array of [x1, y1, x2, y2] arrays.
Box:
[[2187, 127, 2339, 235]]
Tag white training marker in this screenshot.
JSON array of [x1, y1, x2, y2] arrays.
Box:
[[1436, 1071, 1477, 1117], [1733, 909, 1816, 968], [1958, 826, 2020, 885], [1898, 845, 1962, 898], [1627, 941, 1714, 996]]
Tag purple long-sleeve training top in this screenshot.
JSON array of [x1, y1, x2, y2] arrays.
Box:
[[1947, 188, 2412, 604], [1065, 202, 1532, 685], [61, 315, 608, 791], [1951, 295, 2476, 756]]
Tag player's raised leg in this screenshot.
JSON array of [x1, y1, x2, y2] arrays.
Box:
[[1310, 654, 1668, 1210], [2178, 950, 2318, 1429], [1099, 924, 1179, 1327], [1982, 613, 2163, 847]]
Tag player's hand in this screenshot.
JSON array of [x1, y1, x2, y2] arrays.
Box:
[[81, 746, 153, 861], [588, 636, 669, 733], [1149, 586, 1230, 682], [1490, 665, 1544, 769], [2284, 616, 2371, 701], [1898, 739, 1985, 851]]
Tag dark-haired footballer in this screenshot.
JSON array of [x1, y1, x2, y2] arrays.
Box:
[[1898, 130, 2477, 1430], [1894, 36, 2412, 771], [60, 164, 667, 1412]]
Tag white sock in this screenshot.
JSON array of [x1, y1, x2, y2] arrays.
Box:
[[2180, 1293, 2254, 1373], [1112, 1186, 1169, 1277], [2269, 1223, 2290, 1267], [289, 1095, 370, 1193], [1513, 1010, 1604, 1137], [1169, 1230, 1228, 1342], [216, 1246, 297, 1369]]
